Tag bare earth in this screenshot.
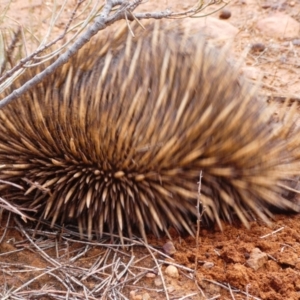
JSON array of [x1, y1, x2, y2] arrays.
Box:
[[0, 0, 300, 299]]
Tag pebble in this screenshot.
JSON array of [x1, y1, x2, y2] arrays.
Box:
[[165, 265, 179, 278], [251, 43, 266, 53], [246, 248, 268, 271], [167, 285, 175, 293], [293, 39, 300, 46], [261, 1, 271, 9], [241, 67, 260, 81], [219, 9, 231, 20], [154, 277, 163, 287], [142, 293, 150, 300], [129, 291, 142, 300], [289, 1, 295, 6], [163, 241, 176, 256], [202, 262, 214, 269], [256, 13, 300, 39], [129, 292, 150, 300]]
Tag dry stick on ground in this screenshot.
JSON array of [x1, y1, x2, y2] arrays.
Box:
[[194, 170, 203, 273], [203, 279, 262, 300], [11, 218, 108, 298], [1, 220, 204, 299], [194, 171, 207, 299], [13, 220, 139, 297], [2, 213, 199, 298], [0, 197, 32, 221], [1, 266, 62, 300], [0, 211, 10, 244], [140, 239, 170, 300]]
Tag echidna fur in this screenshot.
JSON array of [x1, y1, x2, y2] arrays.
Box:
[[0, 21, 299, 242]]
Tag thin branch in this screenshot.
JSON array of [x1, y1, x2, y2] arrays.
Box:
[[0, 0, 123, 108], [0, 0, 224, 108], [0, 0, 87, 85]]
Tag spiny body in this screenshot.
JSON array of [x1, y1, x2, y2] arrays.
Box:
[[0, 21, 299, 241]]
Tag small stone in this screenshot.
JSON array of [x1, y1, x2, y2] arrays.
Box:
[[256, 13, 300, 39], [154, 277, 163, 287], [163, 241, 176, 256], [202, 262, 214, 269], [246, 248, 268, 271], [165, 265, 179, 278], [130, 291, 142, 300], [289, 1, 295, 6], [167, 285, 175, 293], [293, 39, 300, 46], [251, 43, 266, 53], [129, 291, 137, 300], [242, 67, 260, 81], [261, 1, 271, 9], [145, 272, 156, 278], [142, 292, 150, 300], [219, 9, 231, 20]]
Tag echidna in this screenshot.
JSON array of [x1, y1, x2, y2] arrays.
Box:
[[0, 21, 299, 242]]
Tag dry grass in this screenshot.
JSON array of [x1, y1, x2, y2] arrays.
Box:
[[0, 214, 195, 299]]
